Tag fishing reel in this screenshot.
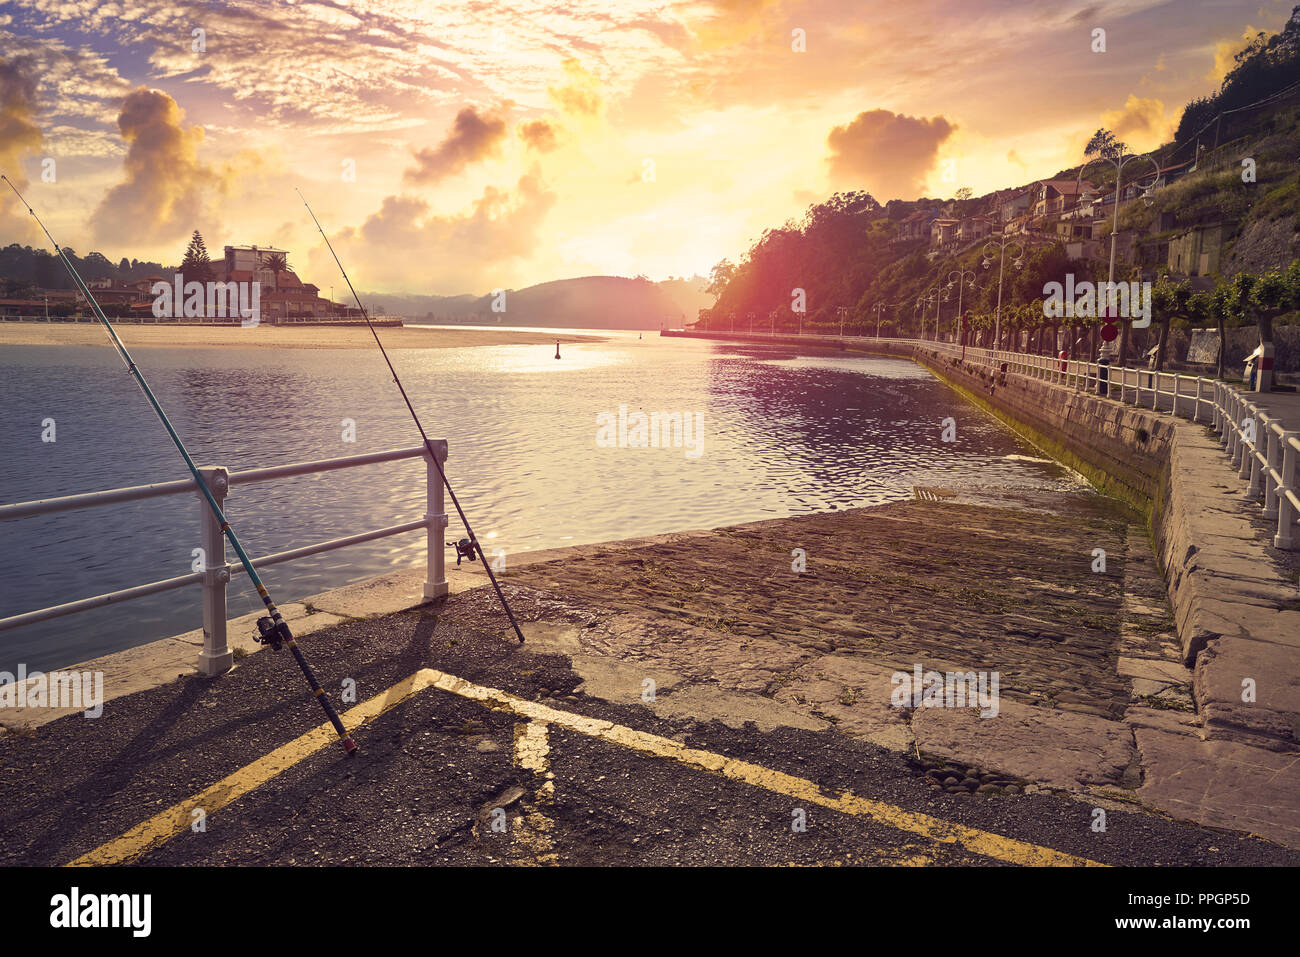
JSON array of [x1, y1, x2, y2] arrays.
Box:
[[255, 616, 290, 651], [448, 537, 479, 566]]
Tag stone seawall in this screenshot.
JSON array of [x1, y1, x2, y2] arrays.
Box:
[[666, 330, 1300, 755]]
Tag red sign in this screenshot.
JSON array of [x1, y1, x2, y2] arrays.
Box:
[[1100, 323, 1119, 342]]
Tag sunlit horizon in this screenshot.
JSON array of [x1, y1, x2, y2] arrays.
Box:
[[1, 0, 1292, 295]]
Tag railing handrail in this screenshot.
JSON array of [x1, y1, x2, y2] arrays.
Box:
[[1, 442, 450, 676], [0, 444, 436, 520], [882, 335, 1300, 548], [682, 329, 1298, 548]]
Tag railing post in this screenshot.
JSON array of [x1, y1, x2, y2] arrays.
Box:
[[1264, 426, 1281, 518], [1237, 406, 1256, 478], [1247, 413, 1266, 494], [1219, 384, 1232, 443], [1223, 389, 1236, 453], [1276, 433, 1299, 550], [424, 439, 449, 599], [196, 466, 233, 676]]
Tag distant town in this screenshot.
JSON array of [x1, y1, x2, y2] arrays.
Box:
[[0, 239, 374, 324]]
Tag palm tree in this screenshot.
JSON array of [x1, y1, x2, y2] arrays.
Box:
[[261, 252, 288, 274]]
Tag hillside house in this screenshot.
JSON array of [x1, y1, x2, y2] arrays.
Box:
[[929, 218, 960, 247]]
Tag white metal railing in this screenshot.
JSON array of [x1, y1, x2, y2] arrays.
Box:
[[678, 329, 1299, 549], [0, 443, 450, 675], [889, 337, 1299, 550], [0, 314, 395, 325]]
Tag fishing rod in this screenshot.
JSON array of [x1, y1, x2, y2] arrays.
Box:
[[296, 188, 526, 644], [2, 174, 358, 756]]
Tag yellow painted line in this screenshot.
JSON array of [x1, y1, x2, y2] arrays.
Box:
[[510, 721, 558, 865], [67, 670, 440, 866], [422, 669, 1105, 868], [73, 667, 1105, 867]]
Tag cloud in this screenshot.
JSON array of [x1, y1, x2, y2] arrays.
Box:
[[689, 0, 783, 49], [0, 56, 44, 243], [825, 109, 956, 201], [326, 168, 557, 290], [1100, 94, 1175, 149], [549, 58, 603, 118], [404, 107, 508, 186], [1207, 26, 1273, 85], [1066, 5, 1104, 26], [90, 87, 226, 247], [519, 118, 559, 152]]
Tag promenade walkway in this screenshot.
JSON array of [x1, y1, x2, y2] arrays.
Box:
[[3, 500, 1298, 865]]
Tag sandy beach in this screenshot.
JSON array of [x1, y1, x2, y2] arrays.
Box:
[[0, 322, 604, 350]]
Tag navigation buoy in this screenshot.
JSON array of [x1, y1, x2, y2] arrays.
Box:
[[555, 341, 561, 359]]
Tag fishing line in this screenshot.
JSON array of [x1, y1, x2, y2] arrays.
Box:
[[2, 174, 358, 756], [296, 188, 526, 643]]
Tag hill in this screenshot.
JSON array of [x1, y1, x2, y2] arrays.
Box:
[[364, 275, 712, 329], [702, 5, 1300, 346]]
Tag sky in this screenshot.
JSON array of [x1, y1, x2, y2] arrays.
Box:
[[0, 0, 1294, 296]]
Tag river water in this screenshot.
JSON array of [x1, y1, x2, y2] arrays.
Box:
[[0, 329, 1088, 672]]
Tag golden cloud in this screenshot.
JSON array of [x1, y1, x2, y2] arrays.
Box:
[[548, 59, 603, 118], [519, 118, 559, 153], [825, 109, 956, 202], [404, 107, 508, 186], [0, 56, 44, 243], [1207, 26, 1273, 85], [90, 88, 226, 247], [325, 168, 557, 291], [689, 0, 783, 50], [1100, 94, 1175, 150]]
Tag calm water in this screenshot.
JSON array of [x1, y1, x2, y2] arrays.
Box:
[[0, 330, 1086, 672]]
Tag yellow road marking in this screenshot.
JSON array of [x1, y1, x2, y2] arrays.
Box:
[[424, 670, 1104, 867], [67, 670, 440, 866], [71, 667, 1105, 867], [510, 721, 558, 865]]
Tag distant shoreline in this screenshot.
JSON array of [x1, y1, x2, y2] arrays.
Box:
[[0, 321, 605, 351]]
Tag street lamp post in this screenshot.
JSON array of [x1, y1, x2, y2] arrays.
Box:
[[837, 305, 849, 337], [916, 285, 940, 341], [946, 268, 977, 342], [1077, 149, 1161, 365], [982, 234, 1025, 359]]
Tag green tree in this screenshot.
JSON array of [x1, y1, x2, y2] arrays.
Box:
[[706, 259, 735, 299], [180, 230, 213, 283], [1084, 129, 1126, 164], [1247, 261, 1299, 347], [1150, 275, 1193, 372]]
